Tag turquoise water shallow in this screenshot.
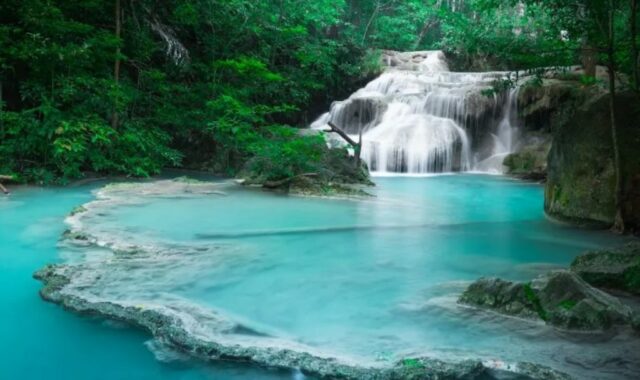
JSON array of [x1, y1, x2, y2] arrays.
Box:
[[0, 185, 292, 380], [1, 175, 637, 379]]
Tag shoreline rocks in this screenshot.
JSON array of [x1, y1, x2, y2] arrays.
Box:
[[570, 242, 640, 295], [459, 270, 634, 331]]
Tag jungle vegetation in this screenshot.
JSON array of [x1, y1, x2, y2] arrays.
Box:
[[0, 0, 638, 185]]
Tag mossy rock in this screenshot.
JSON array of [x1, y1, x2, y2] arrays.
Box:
[[544, 90, 640, 230], [459, 271, 633, 331], [458, 277, 540, 320], [632, 314, 640, 333], [69, 205, 88, 216], [570, 242, 640, 295], [504, 133, 551, 181]]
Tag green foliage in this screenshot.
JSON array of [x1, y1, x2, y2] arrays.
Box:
[[1, 0, 637, 183], [248, 128, 326, 181], [0, 0, 376, 183], [580, 75, 598, 87], [524, 283, 548, 321], [481, 76, 517, 97], [558, 300, 578, 311], [402, 358, 424, 369]]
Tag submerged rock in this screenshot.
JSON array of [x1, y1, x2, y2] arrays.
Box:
[[459, 270, 633, 331], [570, 242, 640, 295]]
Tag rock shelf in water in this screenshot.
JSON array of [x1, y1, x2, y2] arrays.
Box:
[[33, 179, 574, 380], [459, 271, 635, 331], [35, 263, 572, 380], [571, 242, 640, 295]]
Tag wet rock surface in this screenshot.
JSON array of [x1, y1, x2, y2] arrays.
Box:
[[511, 74, 640, 231], [571, 242, 640, 295], [459, 270, 634, 331], [543, 89, 640, 230], [503, 133, 551, 181], [458, 278, 540, 320], [35, 263, 572, 380]]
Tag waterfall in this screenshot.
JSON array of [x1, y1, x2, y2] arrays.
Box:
[[310, 51, 521, 174]]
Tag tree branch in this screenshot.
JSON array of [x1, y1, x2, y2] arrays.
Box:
[[326, 121, 358, 147], [324, 122, 363, 167]]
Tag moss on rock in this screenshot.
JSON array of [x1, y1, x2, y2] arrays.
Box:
[[570, 242, 640, 295], [543, 90, 640, 230], [504, 133, 551, 181], [459, 271, 633, 331]]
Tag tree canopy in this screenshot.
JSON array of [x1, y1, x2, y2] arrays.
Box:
[[0, 0, 637, 183]]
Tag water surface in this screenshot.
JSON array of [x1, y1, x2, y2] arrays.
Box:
[[1, 175, 637, 379], [0, 185, 292, 380]]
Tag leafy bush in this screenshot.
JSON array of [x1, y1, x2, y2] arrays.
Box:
[[247, 128, 325, 181]]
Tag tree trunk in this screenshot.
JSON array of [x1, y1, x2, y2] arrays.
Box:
[[326, 121, 362, 167], [0, 175, 9, 194], [608, 0, 625, 233], [631, 0, 639, 91], [581, 44, 597, 77], [263, 173, 318, 189], [112, 0, 122, 129], [578, 2, 597, 77], [356, 125, 363, 167], [413, 20, 435, 50], [362, 1, 381, 44]]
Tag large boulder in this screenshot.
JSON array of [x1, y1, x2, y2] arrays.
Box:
[[514, 75, 640, 231], [517, 79, 586, 135], [504, 132, 551, 181], [543, 89, 640, 230], [505, 79, 580, 181], [459, 270, 633, 331], [458, 277, 541, 320], [570, 242, 640, 295]]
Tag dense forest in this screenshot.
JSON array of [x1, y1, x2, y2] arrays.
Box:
[[0, 0, 638, 184]]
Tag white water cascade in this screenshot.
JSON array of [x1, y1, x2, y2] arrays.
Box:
[[311, 51, 521, 174]]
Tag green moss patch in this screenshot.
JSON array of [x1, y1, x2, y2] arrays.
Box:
[[402, 358, 424, 369], [524, 283, 548, 321], [558, 300, 577, 310]]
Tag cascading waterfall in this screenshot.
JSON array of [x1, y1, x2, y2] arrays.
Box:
[[311, 50, 521, 174]]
